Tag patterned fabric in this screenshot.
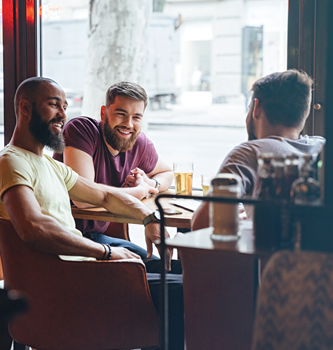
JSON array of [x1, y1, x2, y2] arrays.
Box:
[[252, 250, 333, 350]]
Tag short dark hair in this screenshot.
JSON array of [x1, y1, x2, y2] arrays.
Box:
[[14, 77, 59, 117], [251, 70, 313, 128], [105, 82, 148, 109]]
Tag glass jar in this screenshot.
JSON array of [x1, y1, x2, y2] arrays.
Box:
[[210, 174, 242, 241]]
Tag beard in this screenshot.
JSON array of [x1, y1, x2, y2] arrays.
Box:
[[29, 105, 65, 153], [103, 117, 140, 153]]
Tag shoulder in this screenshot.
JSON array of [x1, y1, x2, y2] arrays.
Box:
[[223, 141, 260, 163], [64, 116, 100, 136], [0, 146, 34, 171], [0, 146, 37, 195], [129, 132, 155, 152], [135, 132, 151, 145], [61, 117, 101, 157]]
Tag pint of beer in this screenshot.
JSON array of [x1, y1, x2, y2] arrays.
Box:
[[173, 162, 194, 196]]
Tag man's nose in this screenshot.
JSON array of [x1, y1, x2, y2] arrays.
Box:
[[58, 107, 67, 121], [122, 116, 133, 128]]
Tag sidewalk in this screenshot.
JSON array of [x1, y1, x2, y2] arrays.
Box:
[[146, 103, 247, 129]]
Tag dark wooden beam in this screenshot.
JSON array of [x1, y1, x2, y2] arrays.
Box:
[[2, 0, 38, 146]]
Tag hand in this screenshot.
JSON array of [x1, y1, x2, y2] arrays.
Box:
[[145, 222, 173, 271], [130, 167, 157, 189], [124, 173, 158, 199], [110, 246, 141, 261]]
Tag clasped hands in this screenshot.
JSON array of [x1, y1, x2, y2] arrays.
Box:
[[124, 167, 158, 195]]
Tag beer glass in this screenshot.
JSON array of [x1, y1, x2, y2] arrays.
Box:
[[173, 162, 194, 196], [210, 174, 242, 241], [201, 174, 215, 196]]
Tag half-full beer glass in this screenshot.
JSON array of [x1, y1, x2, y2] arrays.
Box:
[[173, 162, 194, 196]]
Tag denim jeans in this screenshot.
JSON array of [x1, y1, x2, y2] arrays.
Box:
[[84, 231, 159, 260]]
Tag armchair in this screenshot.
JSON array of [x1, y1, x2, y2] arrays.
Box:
[[0, 218, 160, 350]]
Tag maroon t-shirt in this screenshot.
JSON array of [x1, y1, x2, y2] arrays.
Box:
[[54, 116, 158, 234]]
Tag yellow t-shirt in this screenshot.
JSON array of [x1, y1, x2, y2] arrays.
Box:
[[0, 145, 94, 261]]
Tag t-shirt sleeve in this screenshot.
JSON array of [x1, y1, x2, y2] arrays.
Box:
[[0, 153, 34, 201], [45, 155, 79, 191], [61, 117, 99, 158], [136, 133, 159, 174], [218, 143, 258, 197]]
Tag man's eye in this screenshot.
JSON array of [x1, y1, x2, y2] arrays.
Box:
[[117, 113, 125, 116], [134, 116, 142, 120]]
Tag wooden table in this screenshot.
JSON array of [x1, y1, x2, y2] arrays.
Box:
[[166, 220, 264, 350], [71, 189, 202, 229]]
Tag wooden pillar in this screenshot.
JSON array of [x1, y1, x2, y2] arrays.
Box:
[[2, 0, 38, 145]]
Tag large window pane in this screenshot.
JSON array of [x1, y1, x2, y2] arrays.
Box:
[[41, 0, 287, 187]]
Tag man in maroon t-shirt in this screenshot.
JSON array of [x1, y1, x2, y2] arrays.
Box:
[[54, 82, 173, 260]]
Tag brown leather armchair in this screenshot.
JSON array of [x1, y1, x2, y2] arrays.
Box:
[[0, 256, 3, 280], [0, 218, 160, 350]]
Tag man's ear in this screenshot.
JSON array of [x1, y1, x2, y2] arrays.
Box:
[[252, 98, 261, 120], [100, 105, 106, 121], [19, 99, 32, 121]]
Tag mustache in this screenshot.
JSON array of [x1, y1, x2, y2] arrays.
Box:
[[116, 126, 134, 132]]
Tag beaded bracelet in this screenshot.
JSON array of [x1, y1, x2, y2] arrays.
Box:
[[102, 244, 112, 260]]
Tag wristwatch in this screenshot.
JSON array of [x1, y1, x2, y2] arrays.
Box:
[[142, 210, 161, 226], [152, 178, 161, 191]]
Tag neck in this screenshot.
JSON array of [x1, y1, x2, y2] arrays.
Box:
[[261, 126, 300, 140], [258, 117, 301, 140], [10, 127, 44, 156]]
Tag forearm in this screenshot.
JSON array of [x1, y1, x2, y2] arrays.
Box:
[[102, 190, 151, 221], [20, 215, 104, 259], [191, 201, 210, 231], [73, 184, 148, 209], [150, 171, 173, 192]]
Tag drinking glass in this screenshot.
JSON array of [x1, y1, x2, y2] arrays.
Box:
[[201, 174, 215, 196], [173, 162, 194, 196]]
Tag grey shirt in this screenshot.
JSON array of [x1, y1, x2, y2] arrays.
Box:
[[218, 135, 326, 197]]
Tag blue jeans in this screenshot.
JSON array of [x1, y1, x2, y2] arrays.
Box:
[[85, 232, 158, 260]]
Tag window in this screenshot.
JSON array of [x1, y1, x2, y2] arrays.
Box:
[[41, 0, 288, 188]]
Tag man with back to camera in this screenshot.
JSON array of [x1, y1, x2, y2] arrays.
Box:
[[0, 77, 184, 349], [54, 82, 174, 261], [192, 69, 326, 230]]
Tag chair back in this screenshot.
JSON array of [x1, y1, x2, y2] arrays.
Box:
[[252, 250, 333, 350], [0, 256, 3, 280], [0, 218, 160, 350]]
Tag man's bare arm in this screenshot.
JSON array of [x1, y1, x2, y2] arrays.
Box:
[[3, 185, 105, 258], [63, 146, 157, 207], [191, 201, 210, 231], [3, 185, 141, 260]]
